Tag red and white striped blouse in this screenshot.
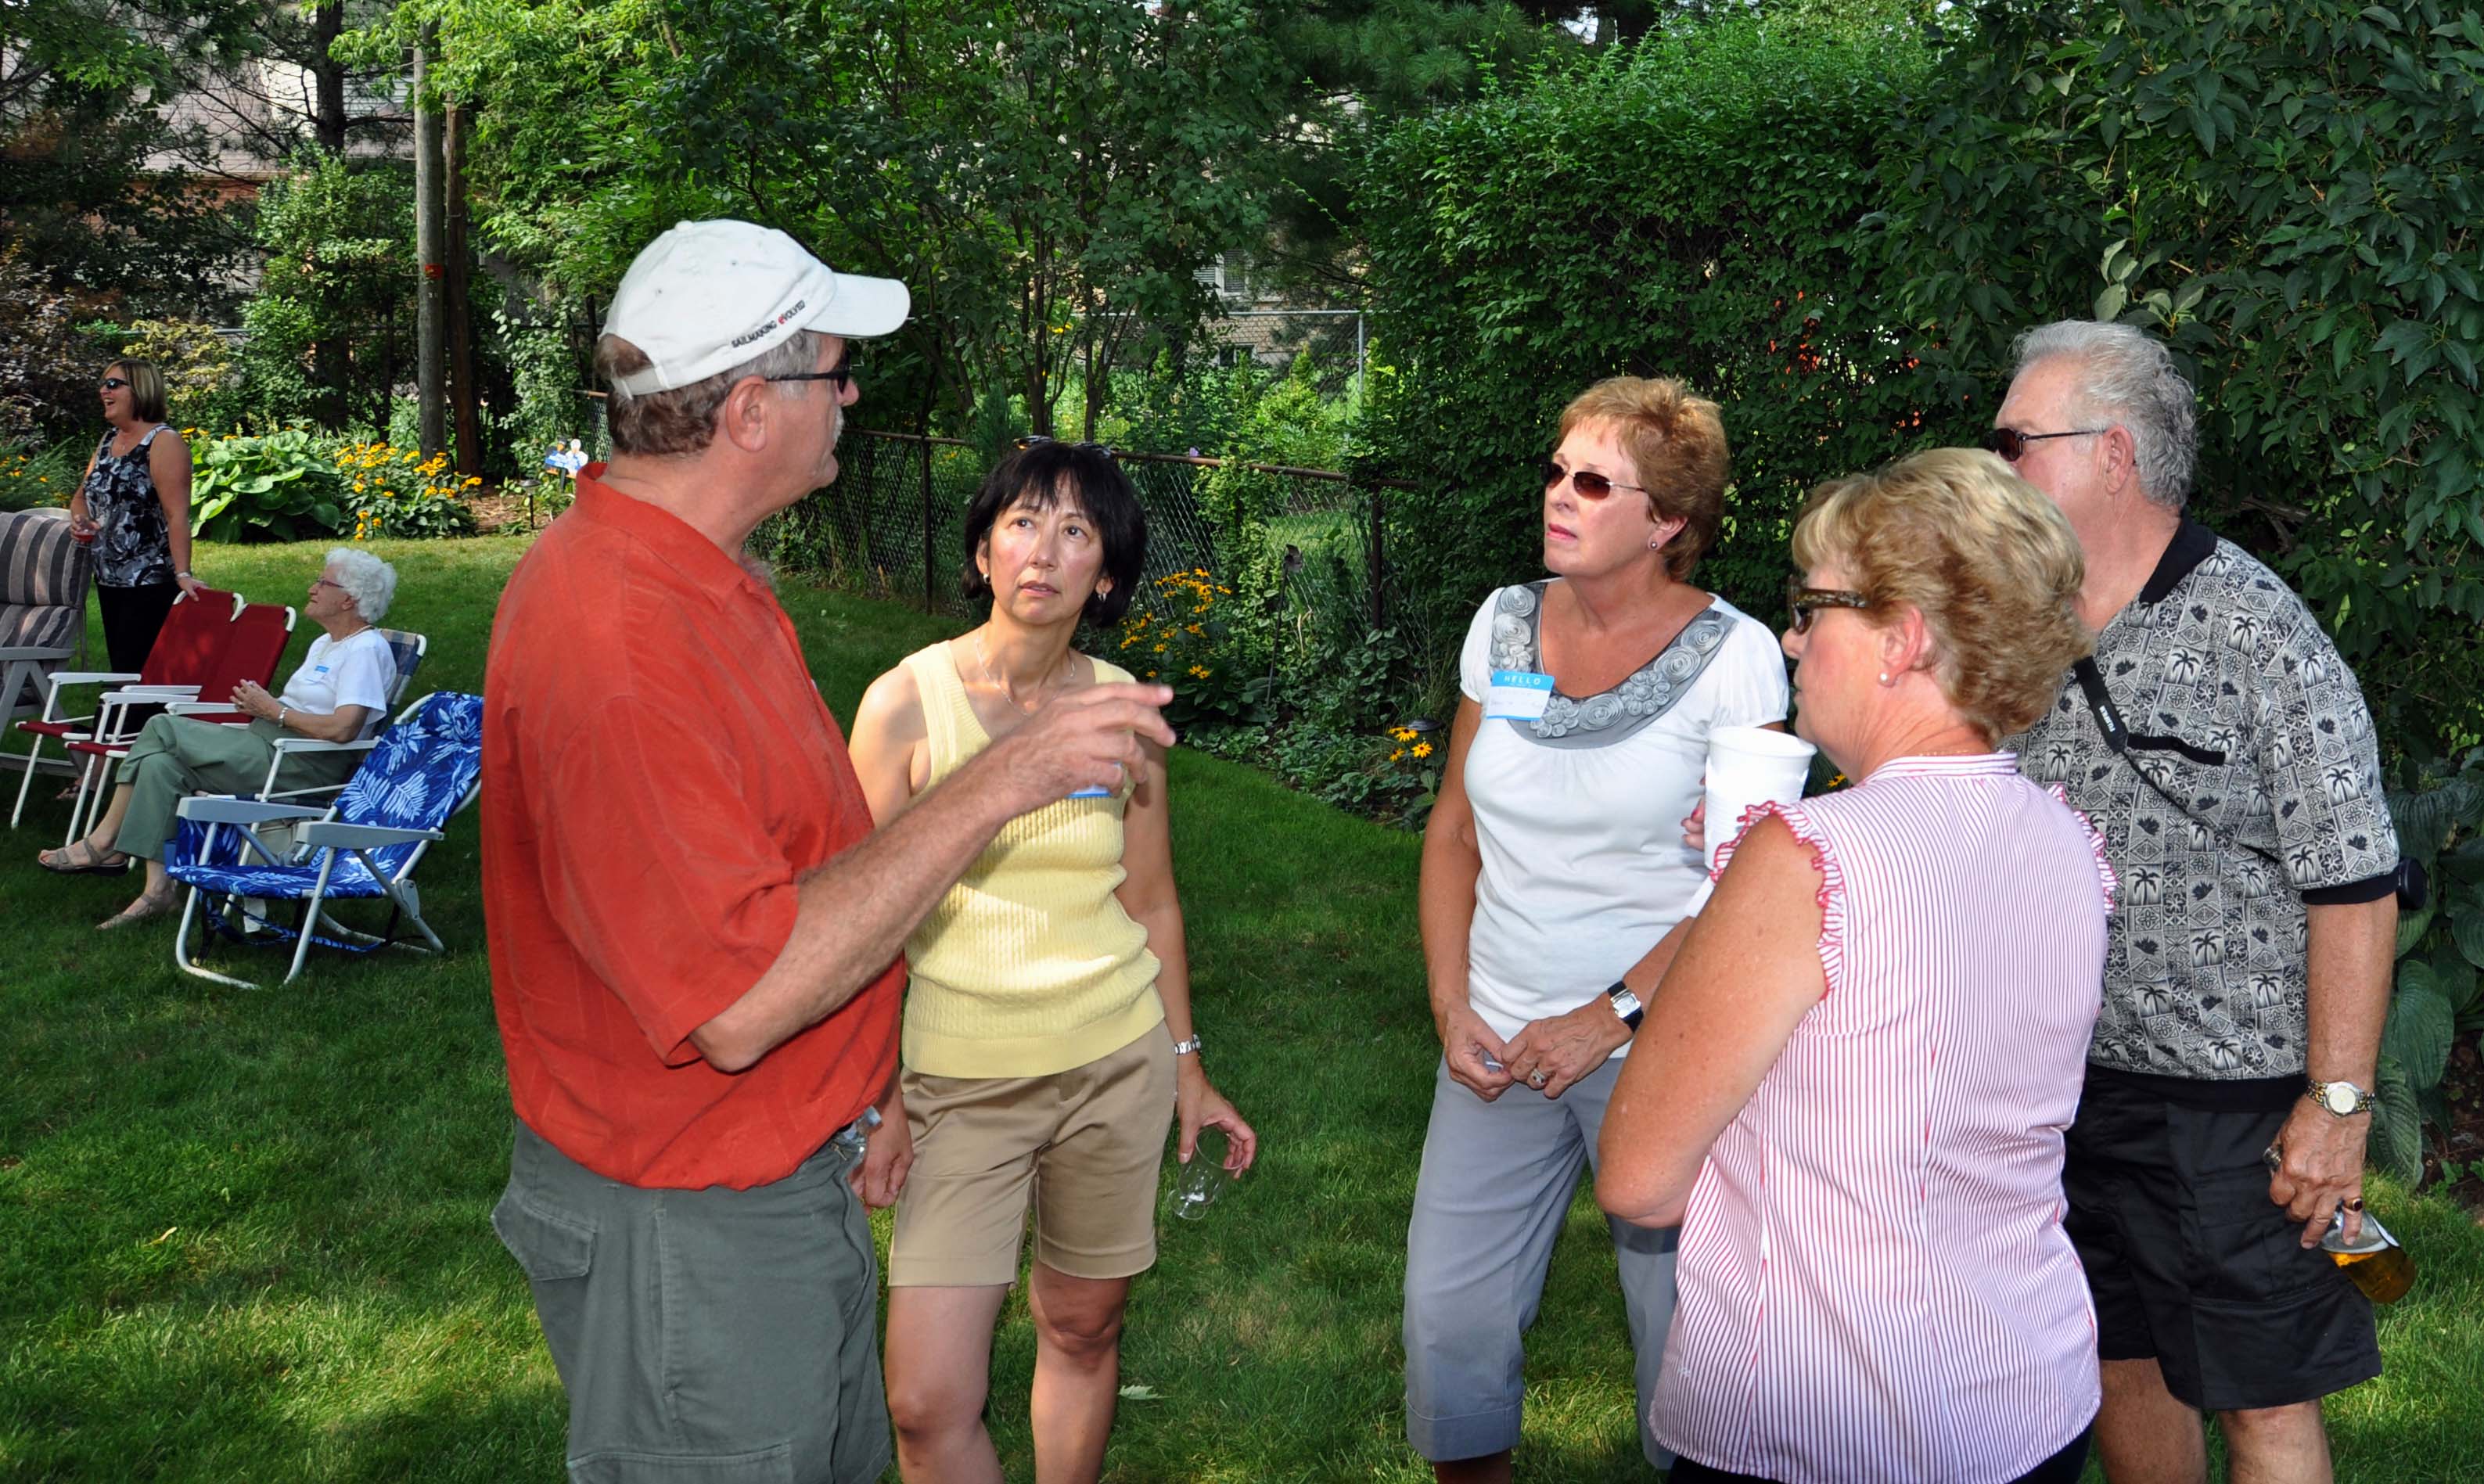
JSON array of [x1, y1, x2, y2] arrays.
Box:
[[1654, 753, 2113, 1483]]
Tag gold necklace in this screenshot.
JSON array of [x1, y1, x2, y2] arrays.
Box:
[[975, 630, 1067, 714]]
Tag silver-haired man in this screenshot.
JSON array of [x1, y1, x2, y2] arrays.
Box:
[[1996, 320, 2399, 1484]]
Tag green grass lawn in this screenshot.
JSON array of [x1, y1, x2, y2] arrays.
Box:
[[4, 537, 2482, 1482]]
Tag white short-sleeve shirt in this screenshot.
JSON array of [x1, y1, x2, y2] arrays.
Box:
[[276, 627, 398, 740], [1456, 581, 1788, 1049]]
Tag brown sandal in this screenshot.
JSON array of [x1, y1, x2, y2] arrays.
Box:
[[98, 889, 182, 930], [38, 839, 130, 875]]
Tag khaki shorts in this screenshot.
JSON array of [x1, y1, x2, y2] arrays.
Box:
[[890, 1025, 1176, 1288]]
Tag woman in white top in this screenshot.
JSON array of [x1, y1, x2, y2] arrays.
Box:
[[1404, 377, 1788, 1482], [38, 548, 400, 926]]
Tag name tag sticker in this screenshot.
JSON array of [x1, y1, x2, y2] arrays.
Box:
[[1484, 670, 1556, 720]]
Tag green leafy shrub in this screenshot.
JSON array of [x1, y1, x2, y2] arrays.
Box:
[[1886, 0, 2484, 760], [1357, 16, 1934, 682], [120, 318, 242, 431], [1109, 570, 1270, 731], [2373, 757, 2484, 1185], [235, 156, 417, 432], [1, 439, 84, 513], [189, 428, 349, 544], [334, 439, 482, 540]]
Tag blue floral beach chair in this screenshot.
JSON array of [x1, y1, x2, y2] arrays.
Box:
[[164, 690, 482, 987]]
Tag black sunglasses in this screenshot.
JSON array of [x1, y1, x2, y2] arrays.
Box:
[[99, 377, 130, 391], [1013, 435, 1116, 457], [1786, 574, 1872, 634], [1981, 426, 2105, 463], [764, 345, 854, 390], [1540, 458, 1646, 499]]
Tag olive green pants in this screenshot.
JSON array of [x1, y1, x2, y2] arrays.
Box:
[[111, 714, 361, 861]]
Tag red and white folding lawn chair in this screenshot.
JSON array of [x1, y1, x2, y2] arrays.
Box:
[[60, 598, 297, 843], [7, 587, 242, 838]]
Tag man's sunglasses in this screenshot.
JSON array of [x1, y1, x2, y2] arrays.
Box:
[[99, 377, 130, 391], [1786, 575, 1871, 634], [1981, 426, 2105, 463], [1540, 458, 1646, 499], [764, 346, 854, 390]]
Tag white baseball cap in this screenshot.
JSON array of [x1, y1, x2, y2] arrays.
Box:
[[602, 220, 911, 395]]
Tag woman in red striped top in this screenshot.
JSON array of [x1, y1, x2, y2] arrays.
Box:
[[1598, 449, 2112, 1484]]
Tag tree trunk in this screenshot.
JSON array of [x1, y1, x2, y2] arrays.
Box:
[[445, 102, 482, 478], [412, 25, 447, 459], [312, 0, 347, 155]]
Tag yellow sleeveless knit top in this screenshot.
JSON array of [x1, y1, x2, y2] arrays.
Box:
[[898, 641, 1164, 1077]]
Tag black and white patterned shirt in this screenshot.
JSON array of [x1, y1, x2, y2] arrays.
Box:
[[2007, 520, 2398, 1083], [81, 426, 177, 588]]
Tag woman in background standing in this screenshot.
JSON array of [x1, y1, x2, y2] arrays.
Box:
[[70, 359, 205, 669]]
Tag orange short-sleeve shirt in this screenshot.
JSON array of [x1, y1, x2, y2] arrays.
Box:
[[480, 469, 900, 1190]]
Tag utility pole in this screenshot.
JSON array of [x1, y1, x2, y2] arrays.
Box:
[[413, 23, 447, 460], [445, 100, 481, 477]]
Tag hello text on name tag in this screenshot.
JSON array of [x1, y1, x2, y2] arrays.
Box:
[[1483, 670, 1555, 721]]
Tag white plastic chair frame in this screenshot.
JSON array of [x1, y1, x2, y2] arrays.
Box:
[[168, 738, 473, 990], [7, 591, 247, 839]]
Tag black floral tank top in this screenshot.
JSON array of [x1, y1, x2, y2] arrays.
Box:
[[83, 426, 177, 588]]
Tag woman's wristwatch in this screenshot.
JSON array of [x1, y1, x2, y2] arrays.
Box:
[[1605, 980, 1645, 1031], [1170, 1033, 1204, 1057]]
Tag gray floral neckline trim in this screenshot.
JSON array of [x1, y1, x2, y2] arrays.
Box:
[[1487, 580, 1733, 749]]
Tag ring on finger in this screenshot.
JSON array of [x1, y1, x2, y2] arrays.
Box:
[[2344, 1195, 2365, 1212], [1528, 1069, 1548, 1087]]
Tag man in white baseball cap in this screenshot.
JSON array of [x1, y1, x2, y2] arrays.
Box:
[[480, 219, 1174, 1483]]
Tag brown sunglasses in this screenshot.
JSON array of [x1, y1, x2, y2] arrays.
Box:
[[1786, 575, 1871, 634], [1540, 458, 1647, 500]]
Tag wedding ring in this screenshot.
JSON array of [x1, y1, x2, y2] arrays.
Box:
[[1528, 1070, 1548, 1088], [2344, 1196, 2365, 1212]]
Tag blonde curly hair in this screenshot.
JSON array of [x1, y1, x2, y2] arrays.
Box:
[[1792, 447, 2091, 742]]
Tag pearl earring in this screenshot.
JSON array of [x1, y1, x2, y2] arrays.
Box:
[[1878, 672, 1890, 685]]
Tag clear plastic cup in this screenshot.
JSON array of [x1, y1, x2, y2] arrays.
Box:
[[1170, 1129, 1231, 1220]]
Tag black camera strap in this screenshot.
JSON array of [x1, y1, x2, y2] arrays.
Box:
[[2068, 656, 2425, 908], [2070, 656, 2282, 872]]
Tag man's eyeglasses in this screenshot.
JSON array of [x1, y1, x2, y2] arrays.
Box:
[[765, 347, 854, 391], [1540, 458, 1646, 500], [1981, 426, 2105, 463], [99, 377, 130, 391], [1786, 575, 1871, 634]]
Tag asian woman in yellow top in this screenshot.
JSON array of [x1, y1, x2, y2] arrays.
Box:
[[847, 437, 1259, 1484]]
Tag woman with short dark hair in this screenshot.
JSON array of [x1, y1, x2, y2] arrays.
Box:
[[70, 359, 205, 670], [848, 438, 1256, 1484]]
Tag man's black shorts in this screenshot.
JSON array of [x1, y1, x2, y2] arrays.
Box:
[[2062, 1065, 2381, 1412]]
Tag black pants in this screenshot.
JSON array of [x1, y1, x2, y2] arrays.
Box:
[[97, 580, 180, 673], [1668, 1427, 2091, 1484]]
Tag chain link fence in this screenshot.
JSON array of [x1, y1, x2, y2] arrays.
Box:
[[756, 429, 1436, 711], [1205, 309, 1367, 402]]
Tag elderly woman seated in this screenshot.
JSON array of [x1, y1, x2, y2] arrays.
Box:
[[38, 548, 401, 929]]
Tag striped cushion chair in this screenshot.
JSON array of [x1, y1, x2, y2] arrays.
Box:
[[0, 509, 92, 727]]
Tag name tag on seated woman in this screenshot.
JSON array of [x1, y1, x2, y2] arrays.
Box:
[[1484, 670, 1555, 721]]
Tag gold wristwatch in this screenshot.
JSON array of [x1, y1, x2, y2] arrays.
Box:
[[2307, 1076, 2375, 1117]]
